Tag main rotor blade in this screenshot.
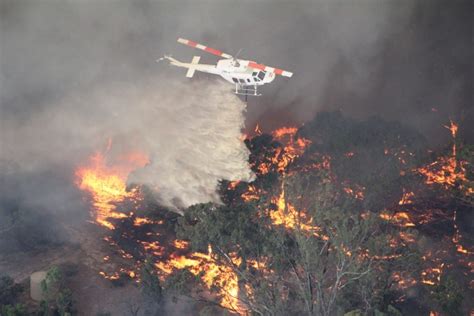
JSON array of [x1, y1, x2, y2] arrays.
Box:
[[177, 38, 233, 59], [241, 60, 293, 78]]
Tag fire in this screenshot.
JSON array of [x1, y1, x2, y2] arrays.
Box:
[[75, 152, 148, 229], [343, 184, 365, 200], [398, 190, 415, 205], [268, 182, 324, 237], [252, 126, 312, 175], [156, 246, 243, 313], [273, 128, 311, 173], [271, 126, 298, 139], [241, 184, 261, 202], [133, 217, 157, 226], [379, 211, 415, 227], [392, 272, 417, 290], [418, 156, 468, 188], [99, 268, 137, 281], [172, 240, 190, 249], [228, 180, 240, 190], [417, 120, 471, 194], [421, 263, 444, 286], [254, 123, 262, 135], [398, 231, 416, 244], [420, 250, 447, 286], [248, 125, 314, 177], [452, 210, 472, 255], [269, 186, 293, 227], [444, 120, 458, 139], [141, 241, 165, 256]]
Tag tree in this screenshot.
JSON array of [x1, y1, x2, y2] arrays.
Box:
[[169, 169, 417, 316], [431, 276, 463, 316], [298, 111, 426, 211], [40, 266, 74, 316], [141, 256, 163, 302]]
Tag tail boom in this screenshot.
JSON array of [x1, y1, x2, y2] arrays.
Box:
[[158, 55, 217, 77]]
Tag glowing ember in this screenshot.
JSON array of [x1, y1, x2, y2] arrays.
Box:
[[398, 190, 415, 205], [141, 241, 165, 256], [241, 184, 261, 202], [452, 210, 472, 255], [343, 184, 365, 200], [398, 231, 416, 245], [227, 180, 240, 190], [172, 240, 190, 249], [99, 268, 137, 281], [421, 263, 444, 286], [392, 272, 417, 290], [379, 211, 415, 227]]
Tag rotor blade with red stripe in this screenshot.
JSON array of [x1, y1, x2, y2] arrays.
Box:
[[177, 38, 233, 59], [243, 60, 293, 78]]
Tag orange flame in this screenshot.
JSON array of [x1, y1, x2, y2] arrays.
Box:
[[398, 190, 415, 205], [156, 246, 244, 313], [269, 183, 325, 237], [417, 120, 471, 194], [75, 150, 148, 229], [379, 211, 415, 227]]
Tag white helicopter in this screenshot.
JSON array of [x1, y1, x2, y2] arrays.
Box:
[[158, 38, 293, 96]]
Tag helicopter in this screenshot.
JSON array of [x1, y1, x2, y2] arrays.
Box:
[[158, 38, 293, 96]]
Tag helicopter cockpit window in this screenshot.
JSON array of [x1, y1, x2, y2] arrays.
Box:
[[257, 71, 266, 80], [232, 78, 239, 83], [238, 79, 246, 84], [252, 72, 258, 76]]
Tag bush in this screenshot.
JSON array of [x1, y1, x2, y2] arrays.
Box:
[[0, 304, 28, 316], [0, 275, 23, 305], [432, 277, 463, 316]]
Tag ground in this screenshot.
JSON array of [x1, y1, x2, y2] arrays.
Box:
[[0, 221, 191, 315]]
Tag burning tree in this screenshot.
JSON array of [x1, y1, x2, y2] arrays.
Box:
[[169, 167, 420, 315]]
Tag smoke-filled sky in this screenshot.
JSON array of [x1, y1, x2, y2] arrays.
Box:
[[2, 0, 472, 136], [0, 0, 472, 214]]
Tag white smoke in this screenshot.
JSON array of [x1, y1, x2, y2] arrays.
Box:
[[1, 78, 254, 211], [127, 80, 255, 209]]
